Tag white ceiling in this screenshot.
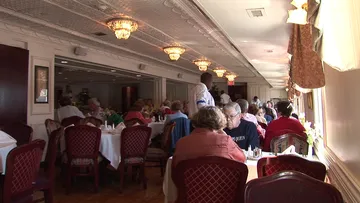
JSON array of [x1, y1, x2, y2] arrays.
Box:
[[0, 0, 291, 87], [195, 0, 292, 88]]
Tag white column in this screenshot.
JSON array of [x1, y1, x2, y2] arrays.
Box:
[[153, 77, 166, 107]]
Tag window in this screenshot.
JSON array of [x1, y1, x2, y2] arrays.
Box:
[[312, 88, 324, 137]]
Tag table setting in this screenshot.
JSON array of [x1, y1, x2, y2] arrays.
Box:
[[0, 131, 17, 174]]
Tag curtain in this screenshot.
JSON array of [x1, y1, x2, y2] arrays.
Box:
[[288, 23, 325, 89], [315, 0, 360, 71]]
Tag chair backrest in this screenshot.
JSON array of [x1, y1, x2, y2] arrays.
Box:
[[2, 122, 33, 146], [61, 116, 82, 127], [65, 125, 101, 160], [173, 156, 248, 203], [44, 127, 63, 180], [161, 122, 176, 156], [171, 118, 191, 153], [257, 155, 326, 181], [45, 119, 61, 137], [3, 140, 46, 203], [245, 171, 344, 203], [124, 118, 145, 128], [80, 117, 103, 128], [270, 133, 308, 155], [121, 126, 151, 159]]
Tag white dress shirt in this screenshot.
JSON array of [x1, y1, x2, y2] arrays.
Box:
[[56, 105, 85, 121], [220, 93, 231, 104], [188, 83, 215, 117]]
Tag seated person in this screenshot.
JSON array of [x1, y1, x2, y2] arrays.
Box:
[[124, 102, 152, 124], [248, 104, 267, 124], [263, 101, 306, 152], [237, 99, 265, 137], [173, 106, 246, 167], [88, 98, 106, 122], [223, 102, 259, 150], [56, 96, 85, 121], [160, 100, 173, 116], [164, 100, 188, 125]]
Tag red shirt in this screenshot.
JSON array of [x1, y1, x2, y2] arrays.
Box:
[[263, 117, 306, 151], [124, 111, 152, 124]]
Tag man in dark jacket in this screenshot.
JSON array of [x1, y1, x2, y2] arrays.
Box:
[[223, 102, 259, 150]]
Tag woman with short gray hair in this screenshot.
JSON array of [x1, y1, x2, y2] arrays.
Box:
[[173, 106, 245, 166]]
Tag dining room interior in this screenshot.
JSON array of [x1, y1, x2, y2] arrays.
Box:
[[0, 0, 359, 202]]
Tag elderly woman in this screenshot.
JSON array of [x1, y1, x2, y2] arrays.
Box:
[[88, 98, 105, 122], [56, 96, 85, 121], [124, 101, 152, 124], [172, 106, 246, 167], [164, 100, 188, 125]]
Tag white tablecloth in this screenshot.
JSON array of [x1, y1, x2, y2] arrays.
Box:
[[163, 152, 316, 203], [0, 131, 17, 174], [148, 122, 165, 139]]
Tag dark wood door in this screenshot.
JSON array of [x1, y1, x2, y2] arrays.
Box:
[[228, 83, 247, 102], [121, 86, 138, 112], [0, 44, 29, 127]]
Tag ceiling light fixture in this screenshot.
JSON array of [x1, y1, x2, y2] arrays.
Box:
[[193, 59, 211, 71], [107, 18, 138, 40], [213, 68, 227, 77], [287, 0, 308, 25], [136, 74, 141, 77], [225, 73, 237, 86], [61, 61, 68, 64], [111, 69, 116, 72], [163, 46, 185, 61]]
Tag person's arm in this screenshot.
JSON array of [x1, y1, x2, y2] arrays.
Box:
[[195, 86, 208, 109], [248, 123, 260, 149], [228, 138, 246, 163], [220, 95, 224, 104]]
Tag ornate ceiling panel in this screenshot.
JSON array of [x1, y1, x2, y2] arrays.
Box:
[[0, 0, 266, 81]]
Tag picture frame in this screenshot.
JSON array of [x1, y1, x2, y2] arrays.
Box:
[[34, 65, 49, 104]]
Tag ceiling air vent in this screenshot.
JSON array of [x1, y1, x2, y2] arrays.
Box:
[[93, 32, 107, 36], [246, 8, 266, 18]]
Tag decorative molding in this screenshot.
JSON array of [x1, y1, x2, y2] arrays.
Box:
[[314, 138, 360, 203]]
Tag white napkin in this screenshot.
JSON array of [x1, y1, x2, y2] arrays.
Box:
[[116, 122, 126, 130], [0, 131, 17, 147], [280, 145, 302, 157]]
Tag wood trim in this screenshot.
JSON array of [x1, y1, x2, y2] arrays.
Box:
[[314, 139, 360, 202]]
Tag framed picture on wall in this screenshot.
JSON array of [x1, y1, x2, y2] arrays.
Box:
[[34, 65, 49, 103]]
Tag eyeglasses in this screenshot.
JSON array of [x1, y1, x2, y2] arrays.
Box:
[[225, 112, 240, 120]]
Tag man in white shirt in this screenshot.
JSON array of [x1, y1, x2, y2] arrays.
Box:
[[188, 72, 215, 117], [56, 97, 85, 121], [220, 90, 231, 105], [251, 96, 262, 107]]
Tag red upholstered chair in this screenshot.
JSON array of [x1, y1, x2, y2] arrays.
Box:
[[45, 119, 61, 137], [63, 125, 101, 194], [146, 122, 176, 176], [34, 127, 63, 203], [80, 117, 103, 128], [118, 126, 151, 193], [2, 122, 33, 146], [60, 116, 82, 127], [257, 155, 326, 181], [245, 171, 344, 203], [173, 156, 248, 203], [2, 140, 46, 203], [270, 133, 308, 155]]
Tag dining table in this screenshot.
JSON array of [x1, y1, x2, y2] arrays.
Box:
[[0, 131, 17, 174]]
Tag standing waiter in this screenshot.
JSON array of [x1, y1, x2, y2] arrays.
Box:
[[188, 72, 215, 117]]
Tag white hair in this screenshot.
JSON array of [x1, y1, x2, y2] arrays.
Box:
[[223, 102, 241, 114], [89, 98, 100, 106]]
